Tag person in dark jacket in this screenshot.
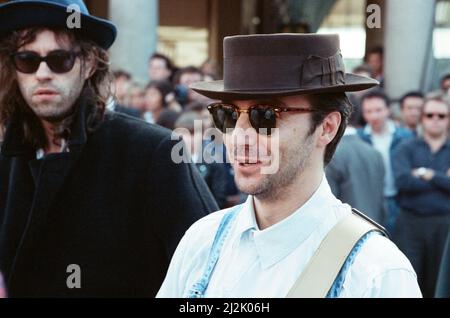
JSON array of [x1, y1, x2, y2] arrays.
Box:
[[326, 124, 385, 224], [357, 90, 413, 234], [175, 111, 228, 209], [393, 96, 450, 298], [0, 0, 218, 297]]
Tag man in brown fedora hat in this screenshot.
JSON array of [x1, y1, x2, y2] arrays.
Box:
[[157, 34, 422, 298]]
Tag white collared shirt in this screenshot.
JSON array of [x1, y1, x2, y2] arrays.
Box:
[[364, 120, 397, 197], [157, 176, 422, 298]]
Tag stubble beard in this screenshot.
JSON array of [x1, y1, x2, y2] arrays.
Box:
[[22, 81, 84, 124], [235, 132, 315, 202]]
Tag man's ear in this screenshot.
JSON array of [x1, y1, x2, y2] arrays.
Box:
[[317, 112, 341, 147]]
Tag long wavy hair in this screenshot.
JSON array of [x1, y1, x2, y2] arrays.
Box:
[[0, 27, 112, 149]]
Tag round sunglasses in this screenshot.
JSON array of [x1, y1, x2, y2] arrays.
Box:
[[207, 102, 316, 136], [10, 50, 79, 74]]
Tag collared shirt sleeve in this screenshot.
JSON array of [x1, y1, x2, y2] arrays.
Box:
[[361, 269, 423, 298]]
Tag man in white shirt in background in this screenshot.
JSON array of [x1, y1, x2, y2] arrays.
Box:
[[158, 34, 421, 298], [357, 90, 413, 235]]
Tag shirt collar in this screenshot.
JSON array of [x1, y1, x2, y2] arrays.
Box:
[[364, 120, 396, 136], [235, 175, 339, 269]]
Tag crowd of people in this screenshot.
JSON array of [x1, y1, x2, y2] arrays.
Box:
[[108, 54, 242, 210], [0, 0, 449, 299], [326, 47, 450, 298]]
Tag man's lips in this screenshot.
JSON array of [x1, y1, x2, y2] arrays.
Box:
[[34, 89, 59, 96], [234, 157, 269, 165]]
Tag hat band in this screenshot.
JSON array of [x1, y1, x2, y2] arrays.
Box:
[[223, 51, 345, 91]]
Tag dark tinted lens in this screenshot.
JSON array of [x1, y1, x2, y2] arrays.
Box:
[[46, 51, 76, 73], [425, 113, 448, 119], [209, 104, 238, 133], [249, 106, 277, 135], [12, 52, 41, 73]]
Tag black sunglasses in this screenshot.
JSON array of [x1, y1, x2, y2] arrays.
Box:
[[207, 102, 316, 136], [11, 50, 79, 74], [424, 113, 448, 120]]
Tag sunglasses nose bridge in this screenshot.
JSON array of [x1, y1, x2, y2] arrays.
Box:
[[234, 108, 254, 131]]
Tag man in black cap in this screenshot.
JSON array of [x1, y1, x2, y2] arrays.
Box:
[[0, 0, 218, 297], [158, 34, 421, 298]]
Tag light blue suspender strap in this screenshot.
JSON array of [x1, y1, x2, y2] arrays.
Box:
[[326, 231, 379, 297], [327, 209, 388, 298], [186, 205, 242, 298]]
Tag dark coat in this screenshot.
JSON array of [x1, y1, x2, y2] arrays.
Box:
[[0, 98, 218, 297], [195, 162, 228, 209], [326, 134, 386, 224], [113, 103, 142, 119]]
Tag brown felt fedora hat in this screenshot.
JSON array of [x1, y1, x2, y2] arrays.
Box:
[[191, 33, 379, 100]]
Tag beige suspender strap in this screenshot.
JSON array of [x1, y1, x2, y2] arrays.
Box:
[[286, 210, 387, 298]]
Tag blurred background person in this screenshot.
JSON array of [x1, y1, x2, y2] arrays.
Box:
[[326, 109, 385, 224], [429, 74, 450, 102], [148, 52, 175, 82], [185, 100, 213, 130], [399, 91, 425, 135], [156, 109, 181, 131], [348, 64, 374, 128], [173, 66, 210, 107], [352, 64, 373, 89], [201, 58, 219, 81], [143, 80, 179, 124], [110, 70, 141, 118], [358, 90, 413, 233], [112, 70, 131, 105], [175, 112, 227, 208], [124, 82, 146, 115], [185, 100, 242, 207], [365, 46, 384, 87], [440, 74, 450, 98], [394, 96, 450, 298]]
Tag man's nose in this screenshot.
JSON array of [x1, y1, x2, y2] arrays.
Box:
[[232, 112, 258, 148], [35, 61, 53, 81]]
